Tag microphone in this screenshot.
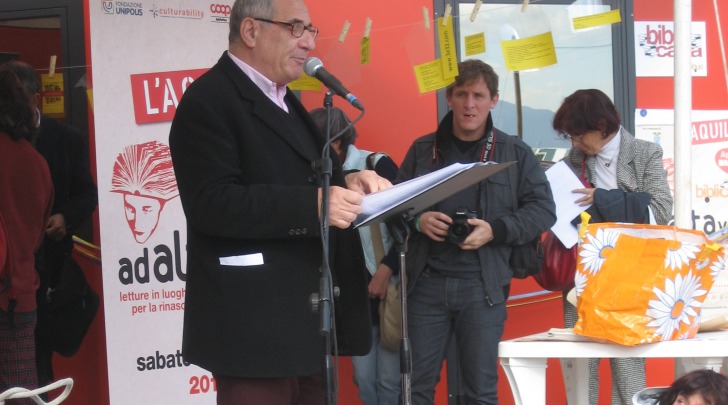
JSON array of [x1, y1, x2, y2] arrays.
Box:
[[303, 57, 364, 110]]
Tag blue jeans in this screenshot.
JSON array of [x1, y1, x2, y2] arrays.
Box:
[[408, 272, 506, 405], [351, 325, 402, 405]]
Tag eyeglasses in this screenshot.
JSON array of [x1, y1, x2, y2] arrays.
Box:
[[254, 18, 319, 39], [561, 132, 585, 141]]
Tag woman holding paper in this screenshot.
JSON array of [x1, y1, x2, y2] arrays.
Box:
[[552, 88, 673, 405]]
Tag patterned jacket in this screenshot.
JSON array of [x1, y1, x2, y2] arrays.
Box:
[[567, 128, 673, 225]]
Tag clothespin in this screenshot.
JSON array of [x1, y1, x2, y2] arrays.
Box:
[[470, 0, 482, 22], [49, 55, 57, 78], [364, 17, 372, 38], [521, 0, 530, 13], [423, 7, 431, 29], [442, 4, 452, 25], [339, 20, 351, 43]]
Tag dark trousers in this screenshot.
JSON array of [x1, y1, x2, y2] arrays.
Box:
[[214, 373, 325, 405], [34, 339, 53, 392]]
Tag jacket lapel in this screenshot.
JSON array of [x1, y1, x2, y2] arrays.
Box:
[[616, 129, 639, 189], [217, 53, 321, 163]]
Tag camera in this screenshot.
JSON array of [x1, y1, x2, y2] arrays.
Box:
[[448, 208, 477, 244]]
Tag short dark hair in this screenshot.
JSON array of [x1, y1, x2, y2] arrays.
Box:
[[0, 60, 40, 96], [309, 107, 358, 151], [552, 89, 621, 140], [446, 59, 499, 99], [657, 369, 728, 405], [228, 0, 274, 43], [0, 70, 38, 141]]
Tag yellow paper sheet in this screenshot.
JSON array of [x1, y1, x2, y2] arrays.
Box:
[[572, 9, 622, 31], [436, 16, 458, 79], [288, 73, 323, 91], [464, 33, 486, 56], [360, 37, 371, 65], [41, 73, 64, 115], [414, 59, 455, 94], [500, 31, 558, 71]]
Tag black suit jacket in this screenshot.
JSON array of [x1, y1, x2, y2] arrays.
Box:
[[169, 53, 371, 378], [35, 117, 98, 287]]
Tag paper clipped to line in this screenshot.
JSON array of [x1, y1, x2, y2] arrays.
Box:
[[354, 161, 513, 228]]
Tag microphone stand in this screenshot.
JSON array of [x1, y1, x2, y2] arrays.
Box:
[[387, 213, 413, 405], [309, 91, 366, 405], [310, 91, 338, 405]]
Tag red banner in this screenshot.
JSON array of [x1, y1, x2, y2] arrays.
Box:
[[692, 119, 728, 145], [130, 68, 208, 124]]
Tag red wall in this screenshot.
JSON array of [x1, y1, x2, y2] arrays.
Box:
[[301, 0, 438, 164], [0, 26, 62, 80]]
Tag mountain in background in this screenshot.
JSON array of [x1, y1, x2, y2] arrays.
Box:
[[491, 101, 572, 150]]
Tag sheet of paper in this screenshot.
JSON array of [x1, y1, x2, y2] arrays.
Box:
[[354, 162, 512, 227], [360, 162, 474, 217], [545, 161, 590, 248]]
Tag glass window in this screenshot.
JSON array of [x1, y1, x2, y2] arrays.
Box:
[[453, 1, 619, 152]]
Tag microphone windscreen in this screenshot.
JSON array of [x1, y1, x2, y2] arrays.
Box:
[[303, 57, 323, 76]]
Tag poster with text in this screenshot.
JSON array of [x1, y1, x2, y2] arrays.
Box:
[[635, 109, 728, 235], [89, 1, 231, 403], [633, 21, 707, 77]]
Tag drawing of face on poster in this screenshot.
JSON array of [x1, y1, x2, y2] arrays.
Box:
[[110, 141, 179, 243]]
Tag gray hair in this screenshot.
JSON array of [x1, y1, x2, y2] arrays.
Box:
[[228, 0, 275, 43]]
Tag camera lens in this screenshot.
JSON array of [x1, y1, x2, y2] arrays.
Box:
[[450, 222, 469, 238], [447, 207, 475, 244], [447, 219, 471, 244]]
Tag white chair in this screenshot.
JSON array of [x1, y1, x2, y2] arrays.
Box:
[[0, 378, 73, 405]]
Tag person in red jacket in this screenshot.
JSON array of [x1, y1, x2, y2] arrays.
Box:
[[0, 69, 54, 400]]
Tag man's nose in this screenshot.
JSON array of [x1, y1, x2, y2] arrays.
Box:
[[301, 30, 316, 50]]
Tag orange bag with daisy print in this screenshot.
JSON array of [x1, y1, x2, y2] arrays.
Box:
[[573, 222, 725, 346]]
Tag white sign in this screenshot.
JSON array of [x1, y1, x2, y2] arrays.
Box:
[[89, 1, 228, 403], [634, 21, 707, 77]]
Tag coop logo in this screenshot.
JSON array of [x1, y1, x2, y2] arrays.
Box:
[[110, 141, 179, 244], [636, 23, 704, 58], [149, 4, 204, 19], [103, 1, 144, 16], [209, 3, 232, 23]]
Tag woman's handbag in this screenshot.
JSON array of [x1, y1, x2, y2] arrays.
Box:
[[36, 256, 100, 357], [573, 222, 724, 346], [533, 230, 577, 291]]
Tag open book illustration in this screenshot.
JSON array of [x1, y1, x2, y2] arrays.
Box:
[[353, 161, 513, 228]]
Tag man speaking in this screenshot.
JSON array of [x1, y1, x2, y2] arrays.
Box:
[[168, 0, 390, 403]]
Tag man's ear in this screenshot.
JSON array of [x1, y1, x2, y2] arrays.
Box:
[[240, 18, 258, 47], [490, 93, 499, 109]]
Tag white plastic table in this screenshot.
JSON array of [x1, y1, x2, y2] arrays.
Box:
[[498, 330, 728, 405]]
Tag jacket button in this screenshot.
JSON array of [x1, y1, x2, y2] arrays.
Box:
[[301, 228, 308, 235], [288, 229, 295, 236], [308, 175, 316, 183]]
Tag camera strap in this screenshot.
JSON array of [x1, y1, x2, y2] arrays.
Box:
[[479, 129, 496, 163]]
